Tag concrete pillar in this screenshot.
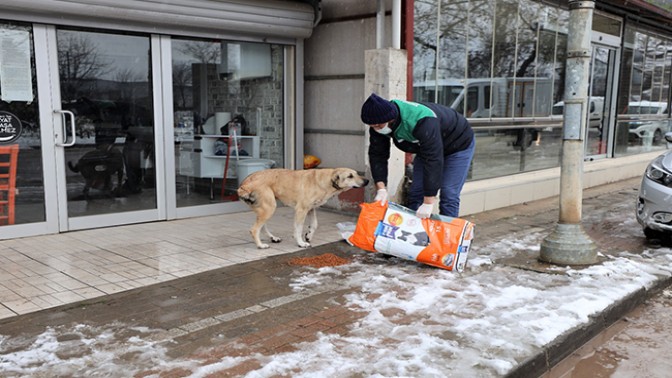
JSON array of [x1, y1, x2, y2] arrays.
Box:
[[364, 48, 407, 203], [540, 0, 597, 265]]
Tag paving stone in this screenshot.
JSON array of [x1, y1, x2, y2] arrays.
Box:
[[0, 177, 666, 377]]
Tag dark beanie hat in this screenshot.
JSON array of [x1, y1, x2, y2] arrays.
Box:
[[361, 93, 399, 125]]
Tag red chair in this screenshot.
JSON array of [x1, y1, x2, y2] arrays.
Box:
[[0, 144, 19, 225]]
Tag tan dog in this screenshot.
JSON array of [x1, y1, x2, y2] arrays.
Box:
[[237, 168, 369, 249]]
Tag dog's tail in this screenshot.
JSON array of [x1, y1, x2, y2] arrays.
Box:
[[237, 185, 257, 206], [67, 161, 79, 173]]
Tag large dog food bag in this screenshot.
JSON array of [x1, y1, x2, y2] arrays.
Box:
[[349, 201, 474, 272]]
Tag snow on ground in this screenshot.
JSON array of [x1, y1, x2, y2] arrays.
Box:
[[0, 323, 170, 377], [1, 203, 671, 377]]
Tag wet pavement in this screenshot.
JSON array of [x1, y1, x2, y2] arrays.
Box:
[[544, 289, 672, 378], [546, 286, 672, 378], [1, 177, 671, 377]]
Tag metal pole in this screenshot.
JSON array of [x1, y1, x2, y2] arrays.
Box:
[[392, 0, 401, 49], [376, 0, 385, 49], [539, 0, 597, 265]]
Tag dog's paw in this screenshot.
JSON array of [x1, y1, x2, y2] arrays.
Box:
[[304, 232, 315, 242], [271, 236, 282, 243], [298, 241, 311, 248], [257, 243, 270, 249]]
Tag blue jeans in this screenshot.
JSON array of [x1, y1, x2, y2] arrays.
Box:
[[407, 138, 475, 217]]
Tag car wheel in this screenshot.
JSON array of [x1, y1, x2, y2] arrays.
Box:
[[643, 227, 672, 245], [644, 227, 663, 239]]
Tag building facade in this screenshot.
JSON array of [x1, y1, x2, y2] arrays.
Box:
[[0, 0, 318, 239], [2, 0, 672, 240], [304, 0, 672, 215]]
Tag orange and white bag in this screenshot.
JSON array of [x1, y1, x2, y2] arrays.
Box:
[[349, 201, 474, 272]]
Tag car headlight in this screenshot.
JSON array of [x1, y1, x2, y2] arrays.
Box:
[[646, 155, 672, 186], [652, 212, 672, 224], [629, 121, 647, 130]]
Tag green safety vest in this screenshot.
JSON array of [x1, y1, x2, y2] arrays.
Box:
[[391, 100, 437, 142]]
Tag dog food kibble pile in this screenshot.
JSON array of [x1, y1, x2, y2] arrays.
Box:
[[288, 253, 351, 268]]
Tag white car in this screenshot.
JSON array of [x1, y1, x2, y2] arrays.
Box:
[[636, 132, 672, 242], [626, 101, 670, 145], [552, 97, 604, 129]]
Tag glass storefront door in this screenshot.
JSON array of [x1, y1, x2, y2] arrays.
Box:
[[0, 19, 292, 239], [54, 29, 160, 230], [169, 38, 285, 215], [585, 44, 618, 159], [0, 23, 164, 239], [0, 21, 47, 238]]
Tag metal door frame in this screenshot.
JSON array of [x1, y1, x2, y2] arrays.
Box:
[[0, 23, 63, 239], [585, 24, 622, 160]]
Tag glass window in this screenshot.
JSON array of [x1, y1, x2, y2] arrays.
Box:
[[0, 21, 44, 226], [413, 0, 569, 181], [414, 0, 566, 118], [57, 29, 155, 216], [171, 38, 284, 208], [593, 13, 622, 37], [614, 25, 672, 156]]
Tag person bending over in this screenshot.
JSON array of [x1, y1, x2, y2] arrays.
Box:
[[361, 92, 475, 218]]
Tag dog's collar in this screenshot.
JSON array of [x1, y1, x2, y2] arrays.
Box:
[[331, 179, 342, 191]]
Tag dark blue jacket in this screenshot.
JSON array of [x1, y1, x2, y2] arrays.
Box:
[[368, 100, 474, 196]]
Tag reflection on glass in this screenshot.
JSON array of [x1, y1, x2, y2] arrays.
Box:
[[413, 0, 570, 181], [471, 126, 562, 181], [413, 1, 672, 178], [593, 13, 621, 37], [171, 38, 284, 208], [0, 21, 46, 226], [57, 29, 156, 216], [614, 25, 672, 157]]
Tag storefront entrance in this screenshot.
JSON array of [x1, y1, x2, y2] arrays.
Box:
[[53, 28, 161, 230], [585, 43, 619, 159], [0, 23, 165, 238], [0, 9, 301, 239], [584, 12, 622, 160]]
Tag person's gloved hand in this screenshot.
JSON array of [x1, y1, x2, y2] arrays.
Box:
[[416, 203, 434, 219], [374, 188, 388, 206]]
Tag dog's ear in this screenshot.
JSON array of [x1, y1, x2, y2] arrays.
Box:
[[331, 170, 344, 190]]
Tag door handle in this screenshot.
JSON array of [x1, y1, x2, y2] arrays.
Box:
[[54, 109, 76, 147]]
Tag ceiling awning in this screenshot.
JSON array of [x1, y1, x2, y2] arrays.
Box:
[[601, 0, 672, 25], [0, 0, 318, 41]]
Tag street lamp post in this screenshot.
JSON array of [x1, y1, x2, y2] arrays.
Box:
[[540, 0, 598, 265]]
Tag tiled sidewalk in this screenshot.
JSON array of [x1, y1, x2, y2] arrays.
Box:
[[1, 177, 670, 377], [0, 207, 358, 319]]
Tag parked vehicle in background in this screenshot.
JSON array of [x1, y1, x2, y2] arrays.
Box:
[[626, 101, 670, 145], [413, 77, 554, 118], [414, 77, 554, 150], [552, 96, 605, 129], [636, 132, 672, 242]]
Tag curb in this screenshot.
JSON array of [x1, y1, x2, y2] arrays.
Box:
[[506, 275, 672, 377]]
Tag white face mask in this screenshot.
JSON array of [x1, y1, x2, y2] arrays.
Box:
[[374, 125, 393, 135]]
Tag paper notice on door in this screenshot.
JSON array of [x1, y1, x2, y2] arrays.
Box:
[[0, 28, 34, 103]]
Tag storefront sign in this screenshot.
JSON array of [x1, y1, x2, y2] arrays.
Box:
[[0, 28, 34, 103], [0, 111, 22, 143]]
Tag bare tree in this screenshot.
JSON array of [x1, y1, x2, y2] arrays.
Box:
[[115, 68, 143, 100], [172, 62, 192, 109], [414, 0, 554, 79], [57, 33, 111, 102], [179, 42, 220, 64]]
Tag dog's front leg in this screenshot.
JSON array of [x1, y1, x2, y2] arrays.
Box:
[[304, 208, 318, 243], [293, 208, 311, 248], [262, 225, 282, 244]]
